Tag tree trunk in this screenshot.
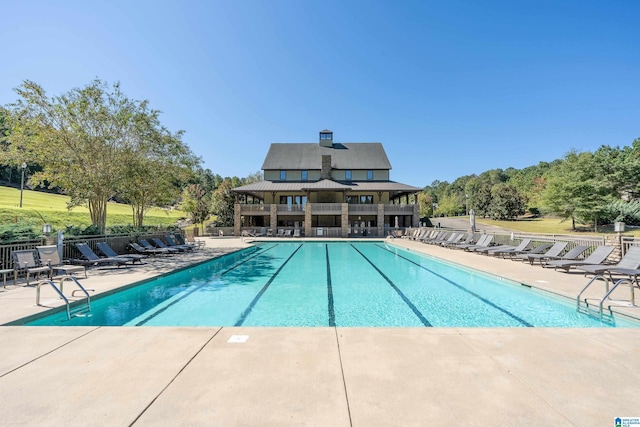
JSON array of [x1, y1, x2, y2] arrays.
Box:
[[131, 199, 147, 228], [88, 195, 108, 233], [137, 208, 142, 228]]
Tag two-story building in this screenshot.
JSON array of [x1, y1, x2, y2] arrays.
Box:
[[231, 130, 421, 237]]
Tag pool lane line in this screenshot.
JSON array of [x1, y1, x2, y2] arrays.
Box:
[[133, 244, 278, 326], [234, 244, 303, 326], [325, 245, 336, 327], [374, 243, 533, 327], [350, 244, 432, 327], [216, 243, 276, 276]]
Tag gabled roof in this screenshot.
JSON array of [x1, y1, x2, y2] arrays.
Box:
[[261, 143, 392, 170], [340, 181, 421, 192], [231, 180, 420, 194], [301, 179, 352, 191]]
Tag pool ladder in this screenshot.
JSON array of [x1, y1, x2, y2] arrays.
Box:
[[36, 276, 92, 320], [576, 274, 637, 322]]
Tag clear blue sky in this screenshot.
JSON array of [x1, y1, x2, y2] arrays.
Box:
[[1, 0, 638, 187]]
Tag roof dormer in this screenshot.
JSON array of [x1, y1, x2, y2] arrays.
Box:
[[319, 129, 333, 147]]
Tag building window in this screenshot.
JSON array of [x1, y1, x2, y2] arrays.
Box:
[[360, 195, 373, 204], [347, 195, 374, 204], [345, 170, 352, 181], [320, 132, 332, 140], [279, 195, 306, 207], [301, 170, 308, 181], [367, 170, 373, 180], [280, 170, 286, 180]]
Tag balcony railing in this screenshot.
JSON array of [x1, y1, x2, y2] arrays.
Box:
[[310, 203, 343, 214], [238, 202, 415, 216], [383, 204, 415, 214], [348, 204, 378, 213], [239, 204, 271, 213], [276, 204, 305, 213]]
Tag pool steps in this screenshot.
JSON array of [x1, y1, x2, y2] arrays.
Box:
[[36, 277, 92, 319]]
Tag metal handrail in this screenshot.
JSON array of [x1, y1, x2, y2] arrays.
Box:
[[577, 274, 638, 319], [59, 275, 92, 305], [598, 278, 637, 317], [35, 277, 92, 320], [576, 274, 609, 309], [36, 279, 71, 320]]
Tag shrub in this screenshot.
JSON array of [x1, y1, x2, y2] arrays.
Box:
[[0, 223, 39, 243], [64, 224, 101, 236]]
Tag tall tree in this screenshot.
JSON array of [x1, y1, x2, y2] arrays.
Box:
[[594, 140, 640, 201], [488, 183, 525, 220], [542, 151, 614, 229], [475, 184, 494, 218], [433, 192, 462, 217], [0, 107, 21, 183], [118, 127, 199, 227], [191, 168, 219, 194], [6, 79, 172, 232], [506, 161, 558, 212], [210, 179, 236, 226], [417, 192, 434, 217], [181, 183, 211, 230]]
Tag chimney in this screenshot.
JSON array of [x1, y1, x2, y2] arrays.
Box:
[[319, 129, 333, 147], [321, 155, 332, 180]]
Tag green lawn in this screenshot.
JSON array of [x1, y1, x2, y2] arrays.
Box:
[[475, 216, 640, 237], [0, 186, 184, 229]]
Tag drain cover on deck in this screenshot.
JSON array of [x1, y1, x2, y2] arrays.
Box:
[[227, 335, 249, 343]]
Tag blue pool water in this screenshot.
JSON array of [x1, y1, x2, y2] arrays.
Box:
[[23, 242, 638, 327]]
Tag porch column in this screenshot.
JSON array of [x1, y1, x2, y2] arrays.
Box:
[[270, 204, 278, 230], [413, 202, 420, 227], [234, 203, 241, 236], [305, 203, 312, 237], [341, 203, 349, 238], [377, 203, 385, 237]]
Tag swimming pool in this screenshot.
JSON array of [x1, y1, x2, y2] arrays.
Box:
[[22, 242, 638, 327]]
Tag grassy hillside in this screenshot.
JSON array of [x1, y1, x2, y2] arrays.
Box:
[[0, 186, 184, 229], [476, 216, 640, 237]]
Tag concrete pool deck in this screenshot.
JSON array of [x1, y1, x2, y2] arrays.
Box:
[[1, 237, 639, 425]]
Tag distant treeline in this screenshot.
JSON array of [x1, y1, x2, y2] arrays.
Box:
[[418, 138, 640, 230]]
